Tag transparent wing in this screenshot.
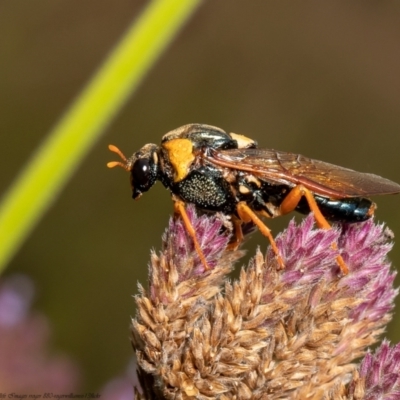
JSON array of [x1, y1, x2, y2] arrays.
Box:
[[207, 148, 400, 198]]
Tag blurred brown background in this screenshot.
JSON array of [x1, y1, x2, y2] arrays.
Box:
[[1, 0, 400, 391]]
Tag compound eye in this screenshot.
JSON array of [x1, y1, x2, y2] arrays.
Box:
[[132, 158, 151, 186]]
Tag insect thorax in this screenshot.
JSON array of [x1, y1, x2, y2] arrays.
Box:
[[172, 167, 237, 214]]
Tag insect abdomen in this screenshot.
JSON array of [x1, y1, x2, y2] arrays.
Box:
[[297, 196, 375, 223]]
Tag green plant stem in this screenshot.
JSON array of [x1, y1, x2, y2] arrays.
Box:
[[0, 0, 202, 271]]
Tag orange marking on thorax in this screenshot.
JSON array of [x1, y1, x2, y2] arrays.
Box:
[[162, 138, 195, 182]]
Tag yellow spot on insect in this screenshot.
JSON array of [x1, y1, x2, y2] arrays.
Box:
[[245, 175, 262, 187], [239, 185, 251, 194], [152, 151, 158, 165], [229, 132, 257, 148], [162, 138, 195, 182]]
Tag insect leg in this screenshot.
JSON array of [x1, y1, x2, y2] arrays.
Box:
[[279, 185, 331, 228], [226, 216, 244, 250], [173, 199, 210, 271], [236, 202, 285, 269], [279, 185, 349, 275]]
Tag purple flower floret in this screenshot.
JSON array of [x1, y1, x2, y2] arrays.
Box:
[[340, 220, 398, 322], [349, 340, 400, 400], [162, 205, 231, 274], [271, 215, 340, 285]]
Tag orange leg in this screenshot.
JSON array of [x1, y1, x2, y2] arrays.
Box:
[[279, 185, 348, 275], [226, 217, 244, 251], [236, 202, 285, 269], [173, 200, 210, 271]]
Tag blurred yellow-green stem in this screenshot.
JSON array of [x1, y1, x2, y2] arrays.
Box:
[[0, 0, 202, 272]]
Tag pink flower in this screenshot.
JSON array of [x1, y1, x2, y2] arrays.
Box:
[[132, 206, 399, 399]]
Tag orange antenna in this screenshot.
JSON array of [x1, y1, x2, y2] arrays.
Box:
[[107, 144, 130, 171]]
